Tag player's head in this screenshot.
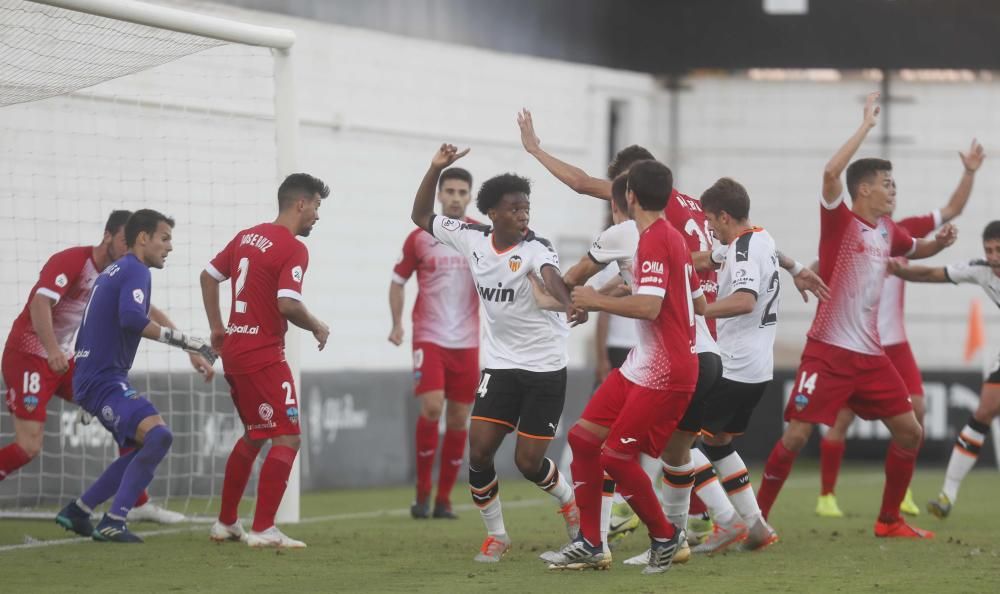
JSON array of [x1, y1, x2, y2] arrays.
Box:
[[608, 145, 655, 179], [476, 173, 531, 236], [126, 209, 174, 269], [625, 159, 672, 217], [610, 173, 629, 223], [278, 173, 330, 237], [437, 167, 473, 219], [846, 158, 895, 216], [101, 209, 132, 263], [982, 221, 1000, 269], [700, 177, 751, 245]]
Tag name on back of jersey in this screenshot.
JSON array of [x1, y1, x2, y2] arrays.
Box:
[[240, 232, 274, 253]]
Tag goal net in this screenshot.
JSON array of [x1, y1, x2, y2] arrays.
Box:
[[0, 0, 295, 520]]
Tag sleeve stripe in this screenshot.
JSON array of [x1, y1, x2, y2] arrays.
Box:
[[391, 272, 408, 285], [932, 208, 943, 229], [821, 194, 845, 210], [904, 238, 917, 258], [691, 288, 704, 300], [277, 289, 303, 301], [637, 286, 666, 298], [587, 251, 602, 264], [205, 263, 227, 281], [35, 287, 61, 303], [944, 267, 955, 284]]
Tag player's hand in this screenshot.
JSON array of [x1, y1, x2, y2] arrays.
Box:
[[388, 324, 404, 346], [595, 357, 611, 383], [567, 306, 588, 327], [960, 138, 986, 172], [188, 352, 215, 382], [47, 350, 69, 375], [863, 91, 881, 129], [210, 326, 225, 353], [313, 320, 330, 351], [886, 258, 906, 277], [431, 143, 470, 170], [793, 267, 831, 303], [934, 223, 958, 248], [517, 108, 541, 154], [571, 285, 602, 311]]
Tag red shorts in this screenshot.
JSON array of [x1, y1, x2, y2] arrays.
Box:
[[224, 361, 301, 440], [412, 342, 478, 404], [884, 342, 924, 397], [581, 369, 693, 458], [2, 348, 74, 422], [784, 339, 912, 426]]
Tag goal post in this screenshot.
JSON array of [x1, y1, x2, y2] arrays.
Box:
[[1, 0, 302, 522]]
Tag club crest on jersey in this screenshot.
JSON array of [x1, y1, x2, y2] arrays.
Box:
[[508, 255, 523, 272], [286, 406, 299, 424], [55, 273, 68, 288], [132, 289, 144, 304], [441, 217, 461, 231], [102, 405, 115, 422], [793, 393, 809, 412], [291, 265, 303, 283], [641, 260, 664, 275], [477, 281, 515, 303], [23, 395, 38, 412], [258, 403, 274, 421]]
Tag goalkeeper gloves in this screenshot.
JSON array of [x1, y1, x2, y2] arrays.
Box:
[[158, 327, 217, 365]]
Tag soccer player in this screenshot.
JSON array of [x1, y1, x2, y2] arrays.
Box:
[[545, 159, 704, 575], [755, 92, 956, 538], [888, 220, 1000, 519], [411, 144, 584, 563], [816, 139, 985, 519], [389, 166, 480, 520], [2, 210, 206, 524], [201, 173, 330, 548], [55, 210, 216, 542]]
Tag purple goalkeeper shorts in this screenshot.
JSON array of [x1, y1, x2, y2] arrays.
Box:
[[77, 381, 160, 447]]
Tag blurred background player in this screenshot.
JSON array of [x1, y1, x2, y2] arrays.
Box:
[[411, 144, 584, 563], [755, 93, 955, 539], [55, 210, 215, 542], [1, 210, 203, 524], [389, 166, 480, 520], [201, 173, 331, 549], [889, 220, 1000, 519], [815, 139, 985, 519]]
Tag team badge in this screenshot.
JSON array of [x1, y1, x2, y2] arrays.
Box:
[[55, 273, 68, 288], [258, 403, 274, 421], [508, 255, 523, 272], [102, 405, 115, 422], [793, 393, 809, 412], [442, 218, 461, 231], [132, 289, 144, 304], [23, 395, 39, 413], [291, 265, 303, 283], [286, 406, 300, 424]]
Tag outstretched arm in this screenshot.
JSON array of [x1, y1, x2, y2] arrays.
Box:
[[518, 109, 612, 200], [776, 250, 830, 302], [411, 144, 470, 232], [150, 304, 215, 381], [542, 264, 588, 326], [940, 139, 986, 222], [888, 260, 949, 283], [571, 285, 662, 320], [562, 254, 607, 289], [909, 224, 957, 260], [822, 92, 881, 203]]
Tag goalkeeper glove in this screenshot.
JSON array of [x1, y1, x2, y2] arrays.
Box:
[[159, 327, 217, 365]]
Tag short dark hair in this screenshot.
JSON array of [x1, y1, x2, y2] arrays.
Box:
[[125, 209, 175, 247], [278, 173, 330, 210], [983, 221, 1000, 242], [845, 158, 892, 200], [104, 210, 132, 235], [700, 177, 750, 220], [610, 173, 628, 214], [439, 167, 472, 189], [626, 160, 672, 212], [608, 145, 656, 179], [476, 173, 531, 214]]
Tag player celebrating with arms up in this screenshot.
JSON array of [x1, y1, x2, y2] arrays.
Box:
[[201, 173, 330, 549], [411, 144, 585, 563]]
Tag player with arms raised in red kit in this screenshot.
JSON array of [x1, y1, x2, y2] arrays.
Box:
[[201, 173, 330, 548]]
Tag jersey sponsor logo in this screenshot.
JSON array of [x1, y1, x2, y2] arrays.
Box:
[[132, 289, 144, 304], [55, 273, 68, 288], [477, 282, 515, 303], [619, 437, 638, 445], [75, 349, 90, 359], [258, 403, 274, 421], [107, 263, 120, 277], [701, 279, 719, 295], [640, 275, 662, 285], [291, 265, 303, 283], [641, 260, 664, 275], [508, 255, 523, 273], [441, 217, 461, 231], [240, 232, 274, 253], [226, 323, 260, 335]]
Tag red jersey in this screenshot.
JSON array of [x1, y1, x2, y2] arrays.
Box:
[[664, 188, 719, 346], [392, 220, 479, 349], [809, 196, 915, 355], [620, 218, 700, 391], [878, 211, 940, 346], [5, 246, 99, 359], [206, 223, 309, 375]]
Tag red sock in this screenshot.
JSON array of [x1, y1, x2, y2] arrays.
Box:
[[602, 448, 674, 540], [879, 442, 917, 524], [0, 443, 32, 480], [820, 438, 845, 496], [435, 428, 466, 505], [219, 438, 260, 525], [688, 493, 707, 516], [757, 440, 798, 520], [253, 445, 297, 532], [568, 425, 605, 545], [415, 416, 439, 503]]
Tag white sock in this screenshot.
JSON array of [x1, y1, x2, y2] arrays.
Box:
[[691, 448, 738, 526], [660, 461, 695, 530], [479, 496, 507, 536], [713, 450, 762, 525], [942, 421, 987, 503], [600, 494, 612, 554]]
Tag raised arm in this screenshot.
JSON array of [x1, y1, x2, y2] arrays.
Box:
[[411, 144, 470, 232], [518, 109, 612, 200], [909, 224, 957, 260], [888, 260, 949, 283], [823, 92, 881, 203], [940, 139, 986, 222]]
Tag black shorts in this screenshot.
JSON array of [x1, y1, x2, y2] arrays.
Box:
[[607, 347, 630, 369], [471, 367, 567, 439], [677, 352, 723, 433], [701, 376, 770, 437]]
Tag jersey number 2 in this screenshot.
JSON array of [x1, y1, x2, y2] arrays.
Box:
[[760, 271, 779, 327], [235, 257, 250, 313]]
